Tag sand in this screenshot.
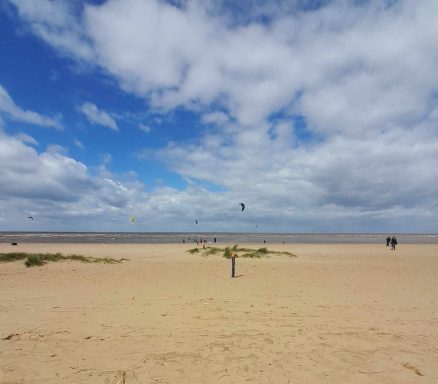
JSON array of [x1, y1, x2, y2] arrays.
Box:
[[0, 242, 437, 383]]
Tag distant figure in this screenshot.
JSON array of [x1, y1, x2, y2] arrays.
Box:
[[391, 236, 398, 250], [386, 236, 391, 247], [263, 240, 266, 244], [214, 237, 217, 243], [231, 254, 237, 278], [182, 239, 185, 244]]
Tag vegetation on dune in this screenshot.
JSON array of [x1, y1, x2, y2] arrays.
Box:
[[0, 253, 28, 262], [186, 245, 296, 259], [223, 247, 232, 259], [25, 255, 45, 267], [202, 247, 223, 256], [0, 252, 127, 267], [240, 247, 268, 258]]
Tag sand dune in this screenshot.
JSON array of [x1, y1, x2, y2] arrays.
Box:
[[1, 243, 437, 383]]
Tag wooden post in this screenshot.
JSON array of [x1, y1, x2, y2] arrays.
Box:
[[231, 255, 236, 278]]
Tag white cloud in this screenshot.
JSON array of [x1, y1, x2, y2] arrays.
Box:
[[79, 102, 119, 131], [74, 139, 84, 149], [201, 111, 229, 126], [0, 130, 252, 231], [5, 0, 438, 231], [0, 131, 138, 229], [14, 132, 38, 145], [1, 125, 438, 232], [139, 123, 151, 133], [7, 0, 95, 61], [10, 0, 438, 130], [0, 132, 92, 203], [100, 153, 112, 165], [0, 84, 62, 129]]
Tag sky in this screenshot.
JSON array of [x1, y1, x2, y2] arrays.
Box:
[[0, 0, 437, 233]]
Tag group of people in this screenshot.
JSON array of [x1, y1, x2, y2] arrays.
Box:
[[182, 236, 217, 245], [386, 236, 398, 250]]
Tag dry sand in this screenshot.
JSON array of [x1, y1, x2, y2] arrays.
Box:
[[0, 242, 437, 383]]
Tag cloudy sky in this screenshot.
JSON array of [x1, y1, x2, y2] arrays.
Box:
[[0, 0, 437, 233]]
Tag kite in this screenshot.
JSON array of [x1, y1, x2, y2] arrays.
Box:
[[27, 216, 34, 220], [195, 220, 198, 224], [130, 216, 137, 223], [239, 203, 245, 212]]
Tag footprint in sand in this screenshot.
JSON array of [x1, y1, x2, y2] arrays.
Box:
[[3, 333, 19, 340], [402, 362, 424, 376]]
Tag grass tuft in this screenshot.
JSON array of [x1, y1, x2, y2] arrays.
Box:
[[0, 253, 28, 262], [202, 247, 223, 256], [0, 252, 127, 267], [25, 255, 45, 267], [184, 244, 296, 259], [223, 247, 232, 259], [186, 248, 200, 254]]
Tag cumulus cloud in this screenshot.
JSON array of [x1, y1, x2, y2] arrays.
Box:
[[14, 132, 38, 145], [0, 131, 134, 229], [74, 139, 84, 149], [139, 123, 151, 133], [201, 111, 230, 126], [1, 125, 438, 232], [79, 102, 119, 131], [0, 130, 251, 231], [0, 132, 92, 203], [155, 126, 438, 231], [9, 0, 435, 130], [4, 0, 438, 231], [0, 84, 62, 129], [7, 0, 95, 61]]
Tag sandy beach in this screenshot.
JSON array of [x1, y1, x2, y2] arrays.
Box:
[[1, 242, 437, 383]]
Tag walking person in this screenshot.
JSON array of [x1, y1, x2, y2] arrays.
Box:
[[391, 236, 398, 250], [386, 236, 391, 247]]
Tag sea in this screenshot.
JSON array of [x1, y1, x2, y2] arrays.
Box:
[[1, 232, 437, 244]]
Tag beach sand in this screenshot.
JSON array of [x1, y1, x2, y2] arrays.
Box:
[[1, 242, 437, 383]]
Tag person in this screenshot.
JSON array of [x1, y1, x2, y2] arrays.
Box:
[[391, 236, 398, 250], [386, 236, 391, 247], [214, 237, 217, 243]]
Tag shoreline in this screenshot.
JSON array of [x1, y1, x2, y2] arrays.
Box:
[[1, 231, 438, 245]]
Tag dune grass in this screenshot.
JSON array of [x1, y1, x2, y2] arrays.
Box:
[[186, 245, 296, 258], [0, 253, 28, 262], [25, 255, 45, 267], [0, 252, 127, 268], [202, 247, 223, 256]]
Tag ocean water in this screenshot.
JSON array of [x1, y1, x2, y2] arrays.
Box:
[[1, 232, 437, 244]]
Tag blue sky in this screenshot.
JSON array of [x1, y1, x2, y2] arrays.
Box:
[[1, 0, 438, 232]]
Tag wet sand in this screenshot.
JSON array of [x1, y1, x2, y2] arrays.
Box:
[[1, 243, 437, 383]]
